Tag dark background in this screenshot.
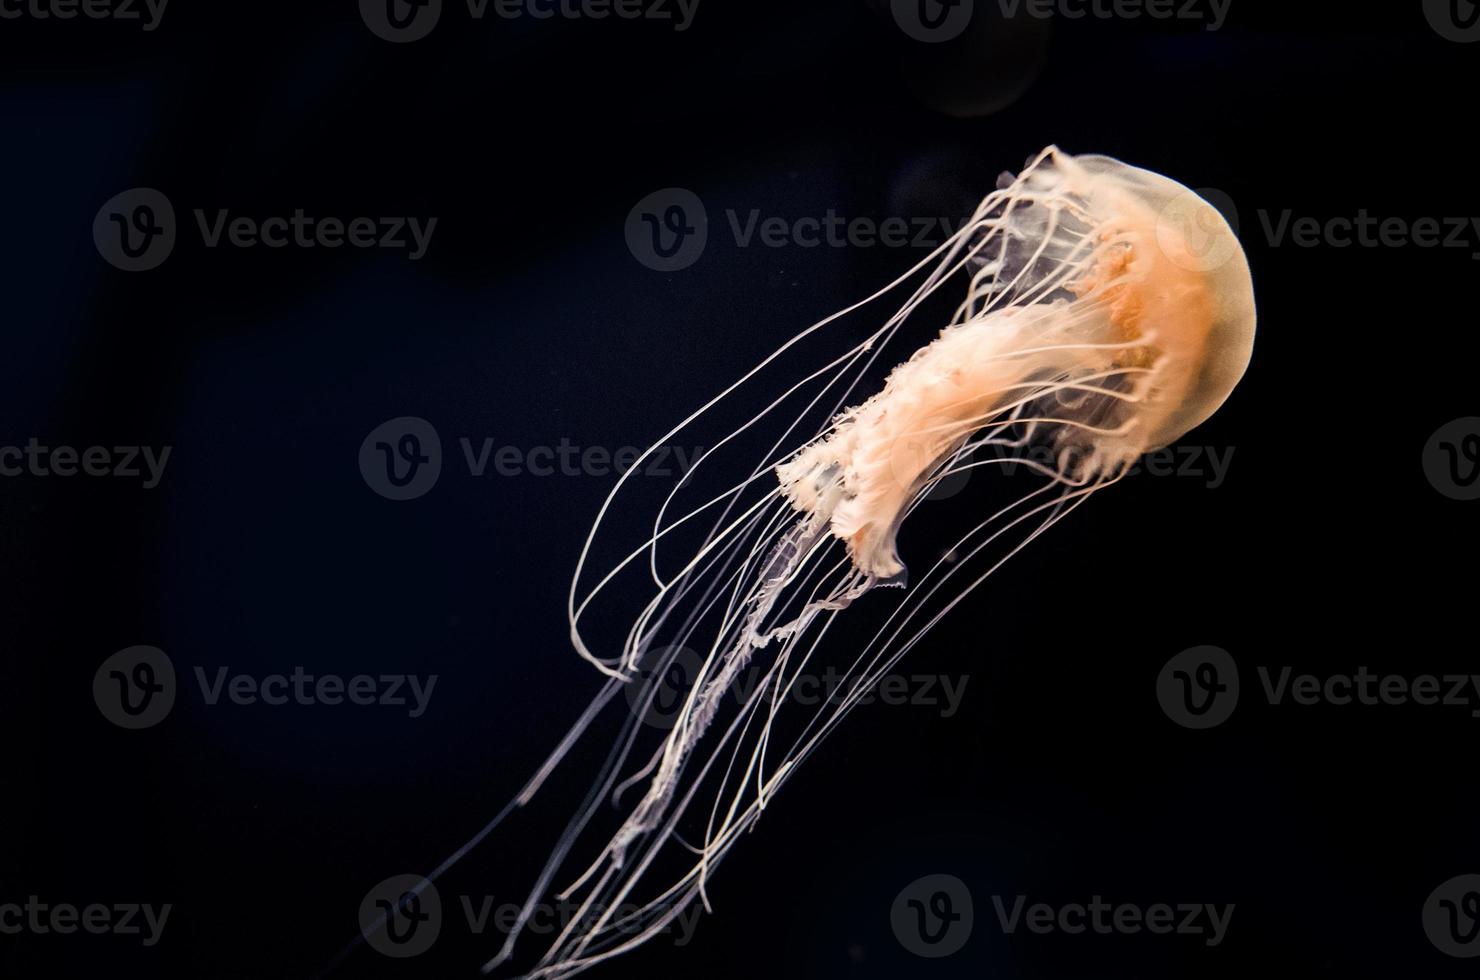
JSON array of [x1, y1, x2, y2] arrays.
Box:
[[4, 1, 1477, 977]]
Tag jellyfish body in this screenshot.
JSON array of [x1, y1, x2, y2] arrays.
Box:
[[778, 150, 1255, 578], [456, 147, 1253, 979]]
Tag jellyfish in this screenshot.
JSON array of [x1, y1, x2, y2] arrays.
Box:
[[432, 146, 1255, 978]]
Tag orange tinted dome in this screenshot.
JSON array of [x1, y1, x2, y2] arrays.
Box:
[[1077, 154, 1257, 448]]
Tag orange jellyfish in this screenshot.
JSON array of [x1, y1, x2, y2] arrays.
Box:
[[439, 146, 1255, 978]]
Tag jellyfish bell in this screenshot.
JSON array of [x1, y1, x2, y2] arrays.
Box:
[[399, 147, 1254, 980], [779, 148, 1255, 580]]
